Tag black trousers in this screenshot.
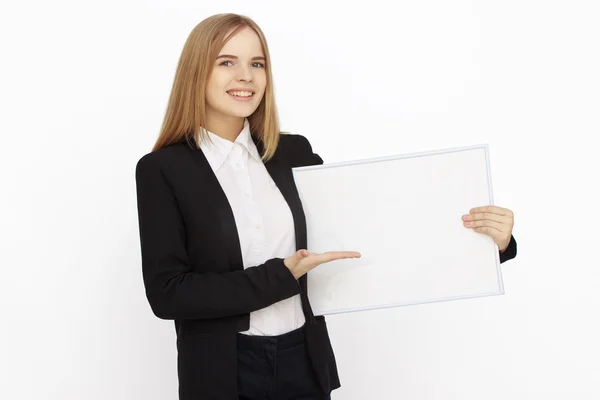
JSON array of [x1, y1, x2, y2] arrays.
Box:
[[236, 324, 332, 400]]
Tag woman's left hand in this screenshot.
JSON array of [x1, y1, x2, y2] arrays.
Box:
[[462, 205, 514, 252]]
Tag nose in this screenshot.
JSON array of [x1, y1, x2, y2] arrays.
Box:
[[236, 64, 253, 82]]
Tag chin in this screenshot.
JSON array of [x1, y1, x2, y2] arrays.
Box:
[[227, 107, 259, 118], [226, 111, 253, 119]]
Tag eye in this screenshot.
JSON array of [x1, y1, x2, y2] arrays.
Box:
[[219, 60, 265, 68]]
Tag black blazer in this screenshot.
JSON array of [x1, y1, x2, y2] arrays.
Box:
[[135, 133, 518, 400]]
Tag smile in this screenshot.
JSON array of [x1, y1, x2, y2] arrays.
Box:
[[227, 90, 254, 101], [227, 90, 253, 97]]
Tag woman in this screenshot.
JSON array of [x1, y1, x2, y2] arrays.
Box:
[[135, 13, 518, 400]]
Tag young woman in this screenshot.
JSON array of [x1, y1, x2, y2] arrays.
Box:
[[135, 13, 518, 400]]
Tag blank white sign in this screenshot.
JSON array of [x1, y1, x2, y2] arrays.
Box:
[[292, 144, 504, 316]]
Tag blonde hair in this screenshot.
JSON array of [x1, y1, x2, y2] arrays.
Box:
[[152, 13, 283, 161]]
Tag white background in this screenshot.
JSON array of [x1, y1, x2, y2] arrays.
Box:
[[1, 0, 599, 399]]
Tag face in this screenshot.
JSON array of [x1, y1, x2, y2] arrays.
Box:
[[205, 26, 267, 124]]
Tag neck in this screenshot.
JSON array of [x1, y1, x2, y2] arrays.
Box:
[[204, 112, 245, 142]]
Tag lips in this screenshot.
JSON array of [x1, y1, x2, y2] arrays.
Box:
[[226, 89, 255, 96], [226, 90, 255, 102]]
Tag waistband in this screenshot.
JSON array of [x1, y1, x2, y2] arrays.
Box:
[[236, 324, 306, 352]]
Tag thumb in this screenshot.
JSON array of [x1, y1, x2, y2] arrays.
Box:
[[297, 249, 309, 258]]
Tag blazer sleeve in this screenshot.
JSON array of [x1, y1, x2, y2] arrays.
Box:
[[499, 234, 517, 263], [135, 154, 301, 320]]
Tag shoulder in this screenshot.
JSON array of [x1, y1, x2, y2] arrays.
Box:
[[135, 141, 192, 180], [278, 133, 323, 167]]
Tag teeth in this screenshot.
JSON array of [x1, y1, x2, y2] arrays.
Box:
[[228, 91, 253, 97]]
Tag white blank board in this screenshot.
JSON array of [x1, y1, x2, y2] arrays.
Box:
[[292, 145, 504, 316]]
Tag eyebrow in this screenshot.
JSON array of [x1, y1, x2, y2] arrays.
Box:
[[216, 54, 266, 61]]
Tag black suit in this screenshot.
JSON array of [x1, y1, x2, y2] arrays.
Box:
[[135, 133, 517, 399]]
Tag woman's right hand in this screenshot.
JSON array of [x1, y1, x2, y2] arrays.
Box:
[[284, 249, 361, 279]]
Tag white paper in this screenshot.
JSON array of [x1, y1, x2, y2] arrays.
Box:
[[292, 144, 503, 316]]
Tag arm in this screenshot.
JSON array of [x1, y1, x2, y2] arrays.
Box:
[[135, 154, 300, 320]]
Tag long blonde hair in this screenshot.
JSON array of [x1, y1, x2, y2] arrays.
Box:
[[152, 13, 282, 161]]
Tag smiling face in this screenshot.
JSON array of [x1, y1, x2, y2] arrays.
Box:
[[205, 26, 267, 127]]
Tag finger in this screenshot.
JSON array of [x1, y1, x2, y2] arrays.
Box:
[[472, 226, 512, 247], [472, 225, 503, 237], [463, 212, 511, 224], [331, 251, 361, 258], [464, 218, 506, 231], [321, 251, 361, 261], [469, 205, 513, 217]]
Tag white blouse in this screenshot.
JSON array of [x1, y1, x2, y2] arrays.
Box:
[[197, 118, 305, 336]]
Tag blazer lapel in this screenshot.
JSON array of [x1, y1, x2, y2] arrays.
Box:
[[259, 151, 307, 252], [184, 134, 308, 270], [255, 135, 316, 323], [185, 136, 244, 272], [184, 133, 316, 322]]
